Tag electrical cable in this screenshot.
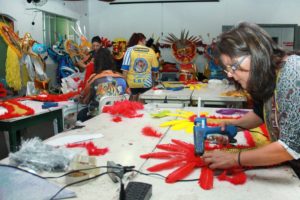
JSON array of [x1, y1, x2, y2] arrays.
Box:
[[49, 171, 114, 200], [0, 162, 209, 200], [43, 165, 127, 179]]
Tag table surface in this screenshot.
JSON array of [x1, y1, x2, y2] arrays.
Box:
[[1, 105, 300, 200], [140, 87, 193, 100], [133, 107, 300, 200], [43, 106, 177, 200], [191, 84, 247, 102], [139, 82, 247, 105]]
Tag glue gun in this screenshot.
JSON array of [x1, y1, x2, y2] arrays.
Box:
[[193, 117, 238, 156]]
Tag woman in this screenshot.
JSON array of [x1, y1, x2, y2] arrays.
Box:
[[203, 22, 300, 174], [77, 48, 127, 121], [77, 36, 102, 89], [121, 33, 159, 101]]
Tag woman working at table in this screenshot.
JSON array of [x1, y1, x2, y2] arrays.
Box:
[[203, 22, 300, 175], [78, 48, 127, 122]]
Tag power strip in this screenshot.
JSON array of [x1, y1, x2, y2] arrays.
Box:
[[125, 181, 152, 200]]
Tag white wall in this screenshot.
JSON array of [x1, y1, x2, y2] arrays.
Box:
[[88, 0, 300, 71], [0, 0, 89, 43]]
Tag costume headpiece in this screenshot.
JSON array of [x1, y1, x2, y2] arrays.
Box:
[[164, 30, 201, 64]]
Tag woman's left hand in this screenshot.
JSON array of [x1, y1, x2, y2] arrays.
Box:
[[202, 150, 238, 169]]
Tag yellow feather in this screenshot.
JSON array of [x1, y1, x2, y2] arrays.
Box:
[[6, 46, 21, 91], [171, 122, 193, 131], [160, 119, 189, 127], [185, 125, 194, 134]]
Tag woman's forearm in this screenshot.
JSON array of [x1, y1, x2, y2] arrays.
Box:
[[231, 111, 263, 129], [240, 142, 294, 167]]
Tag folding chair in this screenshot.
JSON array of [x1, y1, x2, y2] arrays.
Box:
[[98, 94, 130, 113]]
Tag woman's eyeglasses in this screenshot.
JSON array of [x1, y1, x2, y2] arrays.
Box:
[[224, 56, 249, 74]]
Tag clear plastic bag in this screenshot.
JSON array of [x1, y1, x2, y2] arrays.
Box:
[[9, 138, 77, 172]]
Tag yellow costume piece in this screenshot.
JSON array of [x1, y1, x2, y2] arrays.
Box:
[[249, 127, 271, 147], [6, 102, 29, 115], [22, 64, 30, 85], [159, 110, 209, 134], [187, 83, 206, 90], [221, 90, 247, 97], [6, 46, 21, 91], [0, 22, 22, 58]]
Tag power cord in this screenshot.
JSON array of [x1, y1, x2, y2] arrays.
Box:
[[49, 171, 113, 200], [0, 163, 201, 200]]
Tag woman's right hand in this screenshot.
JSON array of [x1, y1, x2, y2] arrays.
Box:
[[219, 120, 232, 131], [213, 120, 235, 145]]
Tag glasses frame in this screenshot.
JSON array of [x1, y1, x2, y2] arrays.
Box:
[[224, 56, 249, 74]]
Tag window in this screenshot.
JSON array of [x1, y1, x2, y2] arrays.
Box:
[[43, 12, 77, 47]]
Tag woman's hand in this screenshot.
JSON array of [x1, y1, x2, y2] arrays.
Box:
[[208, 120, 235, 145], [202, 150, 239, 169]]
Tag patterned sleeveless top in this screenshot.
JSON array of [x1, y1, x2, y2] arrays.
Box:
[[264, 55, 300, 154]]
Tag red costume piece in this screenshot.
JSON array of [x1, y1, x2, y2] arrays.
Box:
[[164, 30, 200, 81], [140, 139, 248, 190], [28, 91, 79, 102], [0, 100, 35, 120], [0, 83, 7, 98]]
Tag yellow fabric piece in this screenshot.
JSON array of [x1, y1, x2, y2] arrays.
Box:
[[249, 127, 271, 147], [22, 64, 30, 85], [185, 125, 194, 134], [187, 83, 206, 90], [171, 121, 193, 131], [6, 46, 21, 91], [160, 119, 189, 127], [0, 22, 22, 58], [6, 102, 27, 115]]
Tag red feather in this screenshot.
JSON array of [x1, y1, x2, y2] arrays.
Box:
[[142, 126, 162, 138], [171, 139, 194, 152], [199, 167, 214, 190], [147, 158, 186, 172], [217, 169, 247, 185], [140, 152, 185, 159], [112, 116, 122, 122], [66, 141, 109, 156], [102, 100, 144, 118], [165, 162, 196, 183], [244, 130, 256, 147], [156, 143, 186, 152]]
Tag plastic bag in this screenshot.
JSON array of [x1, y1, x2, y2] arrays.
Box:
[[9, 138, 77, 172]]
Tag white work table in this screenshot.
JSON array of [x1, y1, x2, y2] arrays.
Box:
[[191, 84, 247, 107], [1, 106, 300, 200], [139, 84, 193, 106], [140, 82, 247, 108], [17, 106, 176, 200], [131, 107, 300, 200], [0, 100, 64, 152]]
